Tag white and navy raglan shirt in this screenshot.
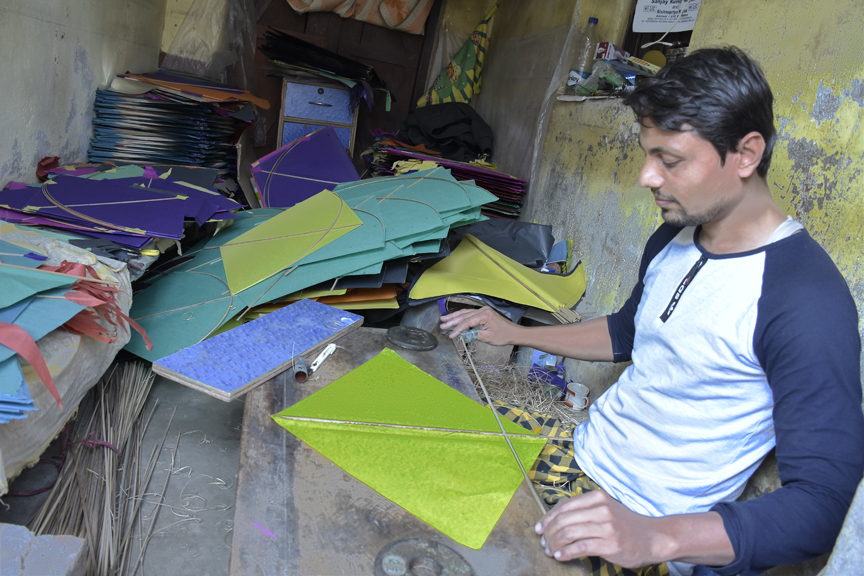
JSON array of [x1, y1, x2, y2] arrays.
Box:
[[571, 222, 864, 576]]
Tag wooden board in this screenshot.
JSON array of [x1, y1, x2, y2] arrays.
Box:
[[229, 327, 588, 576], [152, 299, 363, 402]]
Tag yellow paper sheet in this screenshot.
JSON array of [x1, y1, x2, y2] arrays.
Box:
[[272, 349, 547, 549], [220, 191, 362, 294], [410, 234, 586, 313]]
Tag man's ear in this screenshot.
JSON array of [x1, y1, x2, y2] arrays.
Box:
[[735, 132, 766, 178]]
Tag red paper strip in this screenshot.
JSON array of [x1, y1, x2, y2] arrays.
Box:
[[0, 322, 62, 409]]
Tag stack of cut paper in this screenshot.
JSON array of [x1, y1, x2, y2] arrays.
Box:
[[0, 164, 242, 250], [88, 71, 267, 178], [410, 234, 586, 324], [364, 139, 527, 219], [0, 239, 86, 423], [125, 168, 498, 362]]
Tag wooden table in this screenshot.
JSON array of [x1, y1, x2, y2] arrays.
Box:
[[230, 327, 586, 575]]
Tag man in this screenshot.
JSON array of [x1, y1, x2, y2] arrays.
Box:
[[440, 47, 863, 576]]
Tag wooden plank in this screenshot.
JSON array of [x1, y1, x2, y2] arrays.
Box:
[[152, 300, 363, 402], [412, 0, 445, 106], [230, 327, 587, 576]]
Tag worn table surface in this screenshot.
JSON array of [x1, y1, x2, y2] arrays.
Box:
[[229, 327, 586, 575]]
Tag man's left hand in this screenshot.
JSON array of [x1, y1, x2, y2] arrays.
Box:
[[535, 490, 736, 568], [536, 490, 670, 568]]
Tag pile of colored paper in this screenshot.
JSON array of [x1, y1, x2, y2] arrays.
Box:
[[0, 164, 243, 250], [125, 167, 498, 362], [259, 28, 390, 109], [364, 139, 527, 219], [88, 72, 268, 178]]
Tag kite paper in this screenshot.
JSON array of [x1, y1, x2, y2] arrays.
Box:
[[272, 348, 547, 549], [220, 190, 363, 294], [251, 126, 360, 208], [410, 234, 586, 314]]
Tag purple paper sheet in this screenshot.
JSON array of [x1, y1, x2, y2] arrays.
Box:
[[12, 175, 185, 239], [252, 126, 359, 208], [0, 208, 152, 249]]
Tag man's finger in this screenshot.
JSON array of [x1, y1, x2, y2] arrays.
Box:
[[549, 537, 607, 562], [537, 491, 605, 534]]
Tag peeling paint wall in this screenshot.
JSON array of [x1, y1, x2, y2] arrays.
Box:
[[528, 0, 864, 394], [691, 0, 864, 384], [474, 0, 633, 187], [0, 0, 167, 188]]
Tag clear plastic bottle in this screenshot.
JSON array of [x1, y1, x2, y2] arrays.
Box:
[[566, 17, 599, 92]]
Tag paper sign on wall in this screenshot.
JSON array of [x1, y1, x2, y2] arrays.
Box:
[[633, 0, 702, 33]]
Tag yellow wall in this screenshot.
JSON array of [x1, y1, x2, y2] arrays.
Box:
[[527, 0, 864, 392], [693, 0, 864, 327]]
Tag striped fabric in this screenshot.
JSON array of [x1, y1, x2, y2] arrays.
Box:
[[417, 4, 497, 107], [490, 400, 669, 576]]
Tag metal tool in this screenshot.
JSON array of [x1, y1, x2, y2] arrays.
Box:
[[310, 343, 337, 373], [387, 326, 438, 351], [293, 355, 308, 382], [374, 538, 473, 576]]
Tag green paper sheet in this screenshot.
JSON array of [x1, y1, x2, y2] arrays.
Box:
[[272, 348, 547, 549], [410, 234, 587, 314], [220, 190, 362, 294], [0, 265, 78, 310]]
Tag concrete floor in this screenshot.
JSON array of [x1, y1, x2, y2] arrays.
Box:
[[0, 375, 245, 576]]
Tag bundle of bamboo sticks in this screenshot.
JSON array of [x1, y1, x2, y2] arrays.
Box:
[[28, 361, 159, 576]]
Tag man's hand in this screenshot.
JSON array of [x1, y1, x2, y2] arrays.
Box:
[[536, 490, 671, 568], [536, 491, 736, 568], [439, 306, 519, 346]]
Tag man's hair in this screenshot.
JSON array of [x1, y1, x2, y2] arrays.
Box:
[[626, 47, 776, 177]]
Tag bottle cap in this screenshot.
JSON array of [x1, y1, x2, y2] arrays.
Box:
[[588, 17, 598, 24]]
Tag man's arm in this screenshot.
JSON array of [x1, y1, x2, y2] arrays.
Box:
[[439, 307, 615, 362], [536, 491, 735, 568]]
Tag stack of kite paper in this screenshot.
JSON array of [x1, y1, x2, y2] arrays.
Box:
[[251, 126, 360, 208], [88, 71, 267, 178], [410, 234, 586, 324], [365, 139, 527, 219], [259, 28, 389, 109], [0, 164, 242, 250], [0, 238, 86, 423], [125, 168, 498, 362]]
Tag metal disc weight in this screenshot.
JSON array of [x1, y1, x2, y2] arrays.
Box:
[[374, 538, 473, 576], [387, 326, 438, 351]]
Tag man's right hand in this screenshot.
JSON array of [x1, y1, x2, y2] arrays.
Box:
[[439, 306, 520, 346]]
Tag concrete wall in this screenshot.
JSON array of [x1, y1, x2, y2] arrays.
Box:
[[473, 1, 634, 188], [0, 0, 167, 188], [526, 0, 864, 396]]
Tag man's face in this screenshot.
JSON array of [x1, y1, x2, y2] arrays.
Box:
[[637, 119, 743, 227]]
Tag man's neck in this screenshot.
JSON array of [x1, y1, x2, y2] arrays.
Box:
[[699, 178, 787, 254]]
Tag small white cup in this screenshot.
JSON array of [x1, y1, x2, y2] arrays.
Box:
[[564, 382, 590, 411]]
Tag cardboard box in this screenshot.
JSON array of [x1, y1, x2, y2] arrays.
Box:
[[595, 41, 630, 61]]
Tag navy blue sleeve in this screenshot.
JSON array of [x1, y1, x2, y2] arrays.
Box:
[[608, 224, 682, 362], [711, 233, 864, 576]]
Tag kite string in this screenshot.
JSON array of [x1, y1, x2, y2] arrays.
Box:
[[233, 196, 349, 321], [464, 236, 579, 325], [270, 415, 575, 442], [41, 183, 151, 236], [460, 334, 548, 516]]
